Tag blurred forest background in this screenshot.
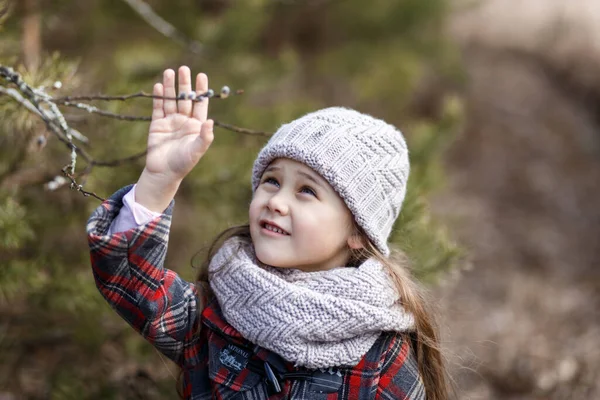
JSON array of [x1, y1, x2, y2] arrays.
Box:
[[0, 0, 599, 399]]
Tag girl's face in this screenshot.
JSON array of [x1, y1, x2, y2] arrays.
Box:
[[249, 158, 360, 272]]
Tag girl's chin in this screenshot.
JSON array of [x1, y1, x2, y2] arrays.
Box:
[[257, 258, 290, 269], [254, 253, 296, 269]]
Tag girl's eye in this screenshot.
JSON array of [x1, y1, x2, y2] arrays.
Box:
[[262, 177, 279, 187], [300, 186, 317, 197]]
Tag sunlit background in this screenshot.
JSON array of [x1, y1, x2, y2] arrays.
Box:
[[1, 0, 599, 398]]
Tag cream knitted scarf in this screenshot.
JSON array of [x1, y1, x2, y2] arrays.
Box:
[[208, 238, 415, 369]]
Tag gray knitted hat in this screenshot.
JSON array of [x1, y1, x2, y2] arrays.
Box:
[[251, 107, 410, 256]]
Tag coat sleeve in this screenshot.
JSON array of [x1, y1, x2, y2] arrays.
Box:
[[87, 184, 203, 367], [375, 333, 426, 400]]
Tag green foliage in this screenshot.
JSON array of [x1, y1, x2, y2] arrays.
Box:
[[0, 195, 33, 249], [0, 53, 79, 135], [0, 0, 463, 396], [393, 96, 465, 282]]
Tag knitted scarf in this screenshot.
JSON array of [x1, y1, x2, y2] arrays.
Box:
[[208, 238, 415, 369]]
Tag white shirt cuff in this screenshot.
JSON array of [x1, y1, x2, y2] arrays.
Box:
[[107, 184, 163, 234]]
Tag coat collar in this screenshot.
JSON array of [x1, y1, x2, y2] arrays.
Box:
[[202, 298, 246, 342]]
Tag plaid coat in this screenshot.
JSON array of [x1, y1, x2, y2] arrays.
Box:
[[87, 186, 425, 400]]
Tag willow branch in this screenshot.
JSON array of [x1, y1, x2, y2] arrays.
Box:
[[53, 89, 243, 103], [61, 169, 105, 201], [61, 100, 152, 121], [90, 150, 148, 167], [214, 121, 270, 137], [58, 101, 270, 136]]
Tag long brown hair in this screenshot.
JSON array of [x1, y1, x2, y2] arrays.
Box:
[[178, 224, 450, 400], [353, 239, 451, 400]]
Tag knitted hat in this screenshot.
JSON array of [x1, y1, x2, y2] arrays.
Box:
[[251, 107, 410, 256]]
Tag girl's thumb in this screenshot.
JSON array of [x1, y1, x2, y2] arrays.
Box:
[[192, 119, 214, 156]]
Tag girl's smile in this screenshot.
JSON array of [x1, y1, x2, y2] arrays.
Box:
[[249, 158, 359, 272], [260, 220, 291, 236]]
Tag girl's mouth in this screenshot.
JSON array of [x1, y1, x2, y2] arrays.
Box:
[[261, 222, 290, 236]]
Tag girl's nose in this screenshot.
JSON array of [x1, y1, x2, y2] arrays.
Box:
[[267, 192, 289, 215]]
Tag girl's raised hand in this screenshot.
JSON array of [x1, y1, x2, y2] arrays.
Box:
[[135, 66, 214, 212], [147, 66, 214, 179]]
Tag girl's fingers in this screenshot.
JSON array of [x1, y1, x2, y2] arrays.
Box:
[[193, 72, 209, 121], [152, 83, 164, 120], [162, 69, 177, 115], [177, 66, 193, 116]]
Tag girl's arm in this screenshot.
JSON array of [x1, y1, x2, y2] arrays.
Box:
[[87, 66, 214, 366], [87, 184, 203, 366]]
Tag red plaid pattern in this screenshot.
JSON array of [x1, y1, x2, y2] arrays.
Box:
[[88, 186, 425, 399]]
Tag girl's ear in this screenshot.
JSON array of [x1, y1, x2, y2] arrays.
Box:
[[347, 233, 364, 250]]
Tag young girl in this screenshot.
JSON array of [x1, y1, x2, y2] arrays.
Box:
[[87, 66, 448, 399]]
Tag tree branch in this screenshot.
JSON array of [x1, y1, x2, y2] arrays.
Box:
[[53, 88, 244, 103], [58, 101, 270, 136], [0, 85, 89, 143], [61, 169, 105, 201], [1, 65, 82, 175], [91, 150, 148, 167], [121, 0, 204, 54], [213, 120, 270, 137]]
